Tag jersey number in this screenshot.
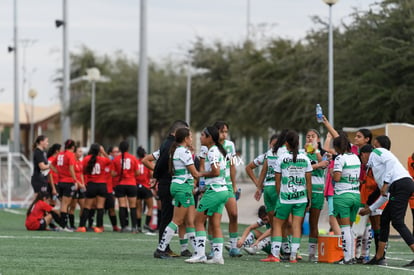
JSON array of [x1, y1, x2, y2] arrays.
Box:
[[57, 155, 64, 166], [92, 163, 101, 175]]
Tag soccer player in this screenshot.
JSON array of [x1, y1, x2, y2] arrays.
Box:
[[26, 192, 60, 231]]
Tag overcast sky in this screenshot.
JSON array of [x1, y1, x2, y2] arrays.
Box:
[[0, 0, 379, 106]]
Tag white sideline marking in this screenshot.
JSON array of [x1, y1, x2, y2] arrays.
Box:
[[0, 235, 155, 242], [3, 209, 24, 215], [378, 265, 414, 272]]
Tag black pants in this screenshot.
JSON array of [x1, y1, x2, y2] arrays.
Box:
[[157, 182, 173, 243], [380, 177, 414, 245]]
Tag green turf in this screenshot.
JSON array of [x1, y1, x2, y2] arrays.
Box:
[[0, 209, 414, 274]]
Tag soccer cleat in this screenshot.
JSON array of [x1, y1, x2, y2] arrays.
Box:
[[334, 258, 353, 265], [185, 255, 207, 263], [143, 224, 156, 233], [75, 226, 86, 233], [365, 257, 387, 266], [167, 249, 180, 257], [289, 257, 298, 263], [62, 227, 74, 232], [243, 246, 258, 255], [224, 243, 231, 251], [205, 257, 224, 265], [120, 227, 131, 233], [260, 255, 280, 262], [93, 227, 103, 233], [180, 249, 193, 257], [403, 259, 414, 267], [113, 226, 121, 232], [229, 248, 243, 257], [153, 249, 171, 259]]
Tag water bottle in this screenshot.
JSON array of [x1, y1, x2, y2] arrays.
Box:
[[235, 188, 241, 201], [316, 104, 323, 123], [322, 153, 328, 161], [199, 177, 205, 192]]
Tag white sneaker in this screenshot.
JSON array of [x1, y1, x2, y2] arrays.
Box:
[[243, 246, 258, 255], [185, 255, 207, 264], [205, 257, 224, 265], [62, 227, 74, 232]]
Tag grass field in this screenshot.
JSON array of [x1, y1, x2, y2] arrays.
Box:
[[1, 209, 414, 275]]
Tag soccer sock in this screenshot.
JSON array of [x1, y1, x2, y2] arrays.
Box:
[[195, 231, 207, 257], [341, 225, 353, 262], [212, 238, 224, 259], [61, 212, 68, 228], [291, 237, 301, 259], [68, 214, 75, 228], [119, 207, 128, 228], [208, 234, 213, 252], [186, 228, 196, 251], [362, 223, 372, 257], [157, 208, 161, 230], [145, 215, 152, 226], [51, 211, 61, 226], [158, 222, 178, 252], [259, 237, 271, 250], [96, 208, 104, 227], [180, 238, 189, 252], [374, 229, 380, 253], [355, 236, 362, 258], [244, 231, 255, 247], [137, 218, 142, 229], [88, 209, 95, 228], [308, 237, 318, 256], [79, 208, 89, 227], [130, 208, 137, 229], [282, 237, 290, 254], [109, 214, 117, 227], [271, 236, 282, 257], [229, 232, 238, 249]]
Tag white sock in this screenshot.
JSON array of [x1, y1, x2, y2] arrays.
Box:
[[229, 237, 238, 249], [341, 226, 353, 262], [195, 236, 206, 257], [212, 242, 223, 259], [258, 237, 271, 250], [271, 241, 282, 257], [308, 243, 316, 256], [291, 242, 300, 259], [244, 232, 255, 247], [282, 242, 291, 253], [362, 224, 372, 257], [187, 231, 196, 251], [355, 236, 362, 258], [158, 222, 177, 251]]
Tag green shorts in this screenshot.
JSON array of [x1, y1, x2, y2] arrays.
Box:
[[310, 192, 324, 210], [263, 185, 278, 213], [275, 201, 307, 220], [197, 188, 228, 216], [333, 192, 360, 222], [227, 184, 236, 199], [170, 182, 195, 208]]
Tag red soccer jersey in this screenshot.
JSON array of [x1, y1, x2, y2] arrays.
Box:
[[82, 155, 112, 183], [136, 158, 151, 189], [75, 159, 83, 183], [113, 152, 138, 186], [25, 200, 53, 230], [48, 156, 59, 185], [53, 150, 76, 183]]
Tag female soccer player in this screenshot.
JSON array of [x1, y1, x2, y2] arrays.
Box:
[[31, 135, 56, 196], [263, 130, 312, 263], [113, 140, 139, 232], [77, 144, 111, 233], [154, 128, 199, 259], [185, 126, 229, 265], [68, 147, 85, 230], [26, 192, 60, 231]]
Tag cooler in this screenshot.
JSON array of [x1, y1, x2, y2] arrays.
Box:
[[318, 235, 343, 263]]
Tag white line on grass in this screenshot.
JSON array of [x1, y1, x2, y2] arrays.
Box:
[[3, 209, 24, 215], [378, 265, 414, 272], [0, 235, 155, 242]]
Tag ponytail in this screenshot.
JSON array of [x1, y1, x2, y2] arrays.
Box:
[[64, 139, 75, 150], [85, 143, 100, 175], [32, 135, 47, 151], [205, 126, 227, 157], [119, 140, 129, 180], [47, 143, 61, 158], [285, 130, 299, 163], [169, 128, 191, 175], [273, 129, 289, 154], [27, 192, 50, 216]]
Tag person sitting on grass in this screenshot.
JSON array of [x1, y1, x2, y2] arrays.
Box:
[[26, 192, 61, 231]]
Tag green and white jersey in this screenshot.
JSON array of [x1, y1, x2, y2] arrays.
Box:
[[172, 146, 194, 185], [204, 145, 227, 192], [307, 153, 325, 194], [265, 146, 288, 187], [274, 151, 312, 204], [223, 139, 236, 185], [333, 153, 361, 195]]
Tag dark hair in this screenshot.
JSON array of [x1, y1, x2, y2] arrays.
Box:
[[64, 139, 76, 150], [333, 135, 351, 154], [47, 143, 61, 158], [360, 144, 374, 153], [169, 128, 191, 175], [107, 146, 114, 155], [27, 192, 50, 216], [119, 140, 129, 180], [307, 129, 324, 153], [136, 146, 146, 159], [85, 143, 100, 175], [213, 121, 229, 131], [204, 126, 227, 157], [269, 134, 278, 144], [358, 129, 372, 145], [285, 130, 299, 162], [375, 135, 391, 150], [273, 129, 289, 154], [32, 135, 47, 151], [168, 120, 189, 135], [258, 205, 267, 218]]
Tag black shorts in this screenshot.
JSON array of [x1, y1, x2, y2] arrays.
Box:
[[57, 182, 76, 198], [115, 185, 137, 198], [38, 218, 47, 230], [73, 189, 86, 199], [31, 177, 48, 193], [86, 182, 107, 198], [104, 192, 115, 209], [137, 184, 153, 200]]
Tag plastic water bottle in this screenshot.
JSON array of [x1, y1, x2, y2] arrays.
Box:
[[322, 153, 328, 161], [235, 188, 241, 201], [316, 104, 323, 123], [199, 177, 205, 192]]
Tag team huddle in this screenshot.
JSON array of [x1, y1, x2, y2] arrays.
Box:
[[26, 117, 414, 267]]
